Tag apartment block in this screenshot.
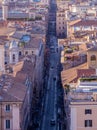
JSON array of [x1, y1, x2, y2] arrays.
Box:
[[87, 46, 97, 69], [0, 34, 44, 130], [56, 10, 67, 38], [69, 92, 97, 130]]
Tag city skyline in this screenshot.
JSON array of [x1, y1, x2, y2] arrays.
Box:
[[0, 0, 97, 130]]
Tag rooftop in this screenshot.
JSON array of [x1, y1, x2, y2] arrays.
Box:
[[68, 91, 97, 104], [61, 63, 88, 86], [73, 20, 97, 26], [0, 56, 36, 102], [0, 26, 16, 41], [79, 76, 97, 82]]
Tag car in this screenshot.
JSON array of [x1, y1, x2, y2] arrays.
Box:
[[53, 77, 56, 80], [51, 66, 54, 69], [51, 50, 56, 53], [34, 122, 40, 128], [50, 119, 56, 125], [50, 46, 56, 53]]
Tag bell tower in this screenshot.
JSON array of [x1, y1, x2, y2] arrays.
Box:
[[9, 41, 19, 64]]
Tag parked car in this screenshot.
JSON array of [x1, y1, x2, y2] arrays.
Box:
[[50, 118, 56, 125]]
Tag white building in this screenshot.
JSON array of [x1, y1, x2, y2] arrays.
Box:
[[0, 35, 45, 130], [77, 76, 97, 92], [2, 0, 8, 20], [0, 45, 5, 73], [9, 40, 19, 64]]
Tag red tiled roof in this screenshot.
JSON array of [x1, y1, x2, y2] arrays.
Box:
[[72, 69, 96, 83], [61, 63, 88, 85], [0, 90, 21, 102], [0, 57, 35, 102], [77, 69, 96, 77], [73, 20, 97, 27]]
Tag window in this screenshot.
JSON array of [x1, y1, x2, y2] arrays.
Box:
[[5, 52, 7, 57], [91, 55, 96, 66], [62, 32, 65, 36], [62, 14, 65, 17], [91, 55, 96, 61], [6, 104, 10, 112], [25, 51, 28, 55], [85, 120, 92, 127], [13, 54, 15, 62], [6, 120, 10, 129], [19, 51, 22, 56], [59, 33, 61, 36], [85, 109, 92, 114], [5, 62, 7, 65]]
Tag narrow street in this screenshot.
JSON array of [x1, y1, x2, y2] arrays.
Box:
[[39, 0, 65, 130]]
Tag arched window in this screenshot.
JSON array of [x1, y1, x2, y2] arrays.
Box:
[[91, 55, 96, 61], [90, 55, 96, 66]]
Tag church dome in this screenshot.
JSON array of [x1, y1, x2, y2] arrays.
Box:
[[9, 40, 18, 49]]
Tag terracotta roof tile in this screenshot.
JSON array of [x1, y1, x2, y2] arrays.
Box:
[[24, 37, 42, 49], [73, 20, 97, 27], [0, 90, 21, 102], [7, 82, 26, 101], [72, 69, 96, 83], [61, 63, 88, 85], [77, 69, 96, 77], [0, 58, 35, 102]]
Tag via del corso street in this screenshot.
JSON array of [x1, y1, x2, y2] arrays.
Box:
[[38, 0, 65, 130]]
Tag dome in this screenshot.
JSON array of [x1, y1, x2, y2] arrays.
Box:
[[9, 40, 18, 49]]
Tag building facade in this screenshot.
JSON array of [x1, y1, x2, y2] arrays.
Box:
[[2, 0, 8, 20], [0, 35, 45, 130], [70, 92, 97, 130], [56, 10, 67, 38], [87, 46, 97, 69]]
